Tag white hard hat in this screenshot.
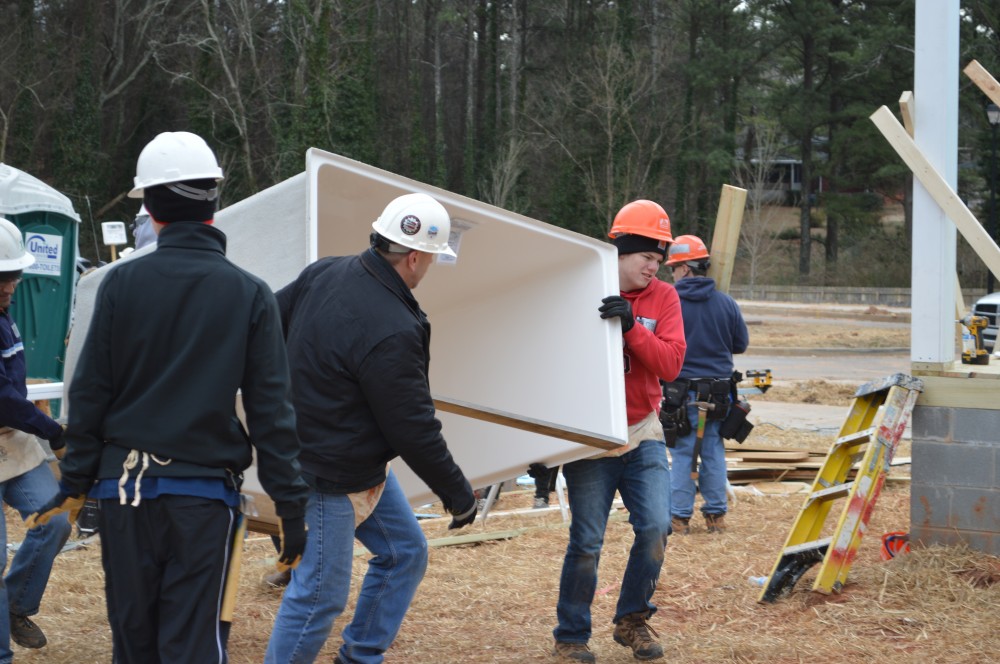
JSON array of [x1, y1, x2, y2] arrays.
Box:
[[128, 131, 224, 198], [0, 218, 35, 272], [371, 193, 456, 257]]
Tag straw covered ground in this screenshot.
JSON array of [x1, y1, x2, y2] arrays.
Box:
[[11, 424, 998, 663], [13, 316, 998, 662]]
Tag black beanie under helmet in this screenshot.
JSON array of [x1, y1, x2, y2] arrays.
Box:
[[143, 179, 219, 223], [611, 234, 668, 258]]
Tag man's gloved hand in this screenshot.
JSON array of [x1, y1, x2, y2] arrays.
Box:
[[275, 516, 307, 572], [448, 499, 477, 530], [26, 486, 85, 529], [599, 295, 634, 333], [48, 425, 67, 460]]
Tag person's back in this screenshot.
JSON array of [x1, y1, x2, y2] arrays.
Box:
[[665, 235, 748, 536], [81, 223, 289, 475], [266, 193, 476, 664], [32, 131, 308, 664]]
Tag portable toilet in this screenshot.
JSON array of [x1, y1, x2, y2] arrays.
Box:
[[0, 164, 80, 395]]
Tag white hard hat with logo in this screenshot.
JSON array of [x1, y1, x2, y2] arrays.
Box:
[[0, 218, 36, 272], [371, 193, 456, 257], [128, 131, 224, 198]]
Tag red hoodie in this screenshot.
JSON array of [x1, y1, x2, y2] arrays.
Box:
[[620, 278, 686, 425]]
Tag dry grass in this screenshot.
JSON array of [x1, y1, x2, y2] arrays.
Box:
[[16, 478, 997, 664], [756, 380, 859, 407], [17, 314, 986, 663], [748, 320, 909, 349]]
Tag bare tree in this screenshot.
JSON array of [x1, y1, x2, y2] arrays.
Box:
[[528, 41, 682, 231], [479, 133, 527, 211], [735, 115, 786, 289]]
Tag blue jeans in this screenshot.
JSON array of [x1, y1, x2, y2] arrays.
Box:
[[0, 462, 72, 664], [670, 399, 728, 518], [554, 440, 671, 644], [265, 470, 428, 664]]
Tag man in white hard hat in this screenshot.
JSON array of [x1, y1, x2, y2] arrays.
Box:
[[0, 218, 72, 659], [28, 131, 310, 664], [266, 192, 477, 664], [130, 204, 157, 250]]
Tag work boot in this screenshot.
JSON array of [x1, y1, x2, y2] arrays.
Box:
[[533, 496, 549, 509], [9, 613, 46, 649], [262, 567, 291, 588], [670, 515, 690, 535], [613, 613, 663, 660], [704, 513, 727, 534], [553, 641, 596, 663]]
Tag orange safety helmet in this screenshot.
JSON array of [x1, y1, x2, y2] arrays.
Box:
[[666, 234, 710, 267], [608, 200, 673, 243]]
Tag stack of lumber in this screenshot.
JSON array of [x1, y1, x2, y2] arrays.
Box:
[[723, 442, 911, 485]]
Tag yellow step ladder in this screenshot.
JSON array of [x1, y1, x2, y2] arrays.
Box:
[[758, 373, 923, 603]]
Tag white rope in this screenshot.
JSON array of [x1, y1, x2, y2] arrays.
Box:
[[118, 449, 173, 506]]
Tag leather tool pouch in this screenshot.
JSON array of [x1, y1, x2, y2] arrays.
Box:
[[720, 397, 754, 443], [659, 380, 690, 447], [691, 378, 731, 421]]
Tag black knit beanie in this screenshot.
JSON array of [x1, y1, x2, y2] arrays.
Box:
[[611, 234, 669, 258], [143, 179, 219, 223]]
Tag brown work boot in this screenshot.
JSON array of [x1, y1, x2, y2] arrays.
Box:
[[613, 613, 663, 660], [553, 640, 596, 663], [670, 516, 690, 535], [9, 613, 46, 649], [704, 513, 727, 533]]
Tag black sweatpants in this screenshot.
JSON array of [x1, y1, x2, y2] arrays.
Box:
[[98, 495, 237, 664]]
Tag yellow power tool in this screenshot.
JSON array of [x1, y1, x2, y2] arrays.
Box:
[[959, 314, 990, 365]]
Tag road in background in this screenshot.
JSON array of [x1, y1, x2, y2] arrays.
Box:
[[738, 350, 910, 383]]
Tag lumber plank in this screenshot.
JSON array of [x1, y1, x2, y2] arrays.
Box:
[[870, 105, 1000, 280], [432, 395, 624, 450], [963, 60, 1000, 107], [898, 91, 915, 137], [707, 184, 747, 295]]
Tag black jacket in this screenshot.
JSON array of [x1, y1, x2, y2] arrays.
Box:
[[61, 223, 309, 519], [277, 249, 474, 513]]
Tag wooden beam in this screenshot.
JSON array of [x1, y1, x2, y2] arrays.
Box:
[[898, 91, 915, 137], [964, 60, 1000, 107], [914, 373, 1000, 409], [707, 184, 747, 295], [870, 105, 1000, 280], [432, 395, 625, 450]]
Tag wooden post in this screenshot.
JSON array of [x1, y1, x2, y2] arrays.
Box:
[[902, 91, 965, 323], [707, 184, 747, 295]]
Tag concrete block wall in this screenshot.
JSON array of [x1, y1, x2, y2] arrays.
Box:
[[910, 405, 1000, 554]]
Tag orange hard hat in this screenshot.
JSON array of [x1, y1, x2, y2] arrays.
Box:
[[666, 234, 709, 266], [608, 200, 672, 243]]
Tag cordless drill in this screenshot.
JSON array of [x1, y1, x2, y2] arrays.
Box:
[[959, 314, 990, 365]]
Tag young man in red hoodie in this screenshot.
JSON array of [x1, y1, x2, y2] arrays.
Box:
[[553, 200, 686, 663]]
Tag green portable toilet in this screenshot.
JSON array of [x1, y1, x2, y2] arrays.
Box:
[[0, 164, 80, 396]]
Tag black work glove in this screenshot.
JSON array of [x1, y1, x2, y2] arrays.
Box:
[[26, 485, 86, 529], [276, 516, 307, 572], [48, 425, 67, 460], [599, 295, 634, 333], [448, 499, 477, 530]]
